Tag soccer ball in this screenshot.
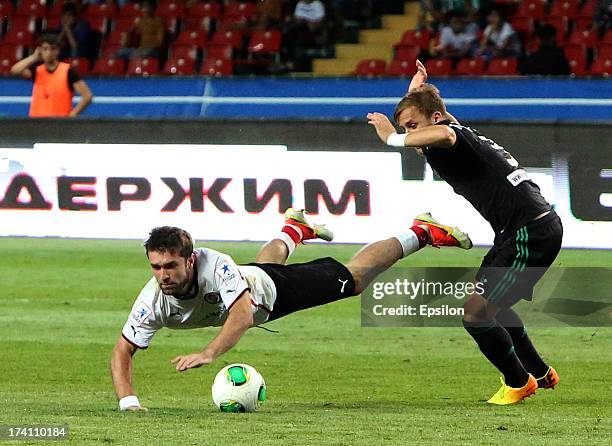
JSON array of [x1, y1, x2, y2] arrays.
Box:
[[211, 363, 267, 412]]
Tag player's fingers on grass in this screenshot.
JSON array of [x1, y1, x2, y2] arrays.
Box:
[[170, 355, 182, 364]]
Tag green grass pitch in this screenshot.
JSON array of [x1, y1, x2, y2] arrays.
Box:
[[1, 238, 611, 445]]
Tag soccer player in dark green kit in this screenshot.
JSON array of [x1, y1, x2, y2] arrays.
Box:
[[367, 60, 563, 404]]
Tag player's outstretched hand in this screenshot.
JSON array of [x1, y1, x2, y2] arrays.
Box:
[[171, 352, 214, 372], [408, 59, 427, 93], [367, 112, 397, 144]]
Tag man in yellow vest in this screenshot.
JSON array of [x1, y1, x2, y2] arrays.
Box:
[[10, 33, 93, 117]]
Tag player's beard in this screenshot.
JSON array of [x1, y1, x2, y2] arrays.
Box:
[[167, 267, 196, 299]]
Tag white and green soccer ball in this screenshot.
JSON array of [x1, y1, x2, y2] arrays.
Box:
[[211, 363, 267, 412]]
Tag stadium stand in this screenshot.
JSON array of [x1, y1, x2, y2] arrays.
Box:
[[0, 0, 608, 77]]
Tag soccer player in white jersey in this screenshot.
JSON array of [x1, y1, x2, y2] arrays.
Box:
[[110, 209, 472, 411]]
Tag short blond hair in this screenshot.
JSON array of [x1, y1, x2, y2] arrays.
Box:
[[393, 84, 446, 122]]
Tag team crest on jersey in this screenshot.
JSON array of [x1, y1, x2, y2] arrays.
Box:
[[131, 302, 152, 325], [204, 292, 222, 304]]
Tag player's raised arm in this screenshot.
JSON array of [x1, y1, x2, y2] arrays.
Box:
[[407, 59, 428, 93], [367, 112, 456, 148], [110, 336, 148, 412], [405, 59, 459, 124], [171, 290, 254, 372]]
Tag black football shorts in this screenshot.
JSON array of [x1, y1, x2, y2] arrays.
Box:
[[247, 257, 356, 321], [476, 210, 563, 309]]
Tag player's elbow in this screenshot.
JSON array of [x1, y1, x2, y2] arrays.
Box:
[[438, 127, 456, 148]]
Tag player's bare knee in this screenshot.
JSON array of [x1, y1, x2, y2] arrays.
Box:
[[347, 266, 364, 295], [463, 293, 491, 322]]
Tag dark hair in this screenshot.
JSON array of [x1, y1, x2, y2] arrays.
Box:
[[393, 84, 446, 122], [38, 33, 60, 47], [144, 226, 194, 259], [61, 3, 78, 15]]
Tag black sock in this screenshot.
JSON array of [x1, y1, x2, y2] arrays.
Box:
[[463, 319, 529, 388], [496, 308, 549, 378]]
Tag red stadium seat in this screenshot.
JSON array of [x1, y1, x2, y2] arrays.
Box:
[[119, 2, 142, 18], [486, 58, 518, 76], [595, 44, 612, 60], [0, 0, 14, 20], [590, 57, 612, 75], [386, 59, 416, 76], [0, 44, 19, 59], [574, 0, 597, 29], [105, 30, 126, 46], [206, 43, 233, 60], [50, 0, 65, 16], [549, 0, 580, 18], [0, 0, 10, 33], [91, 57, 126, 75], [563, 45, 587, 75], [200, 58, 233, 76], [397, 29, 431, 51], [156, 0, 184, 17], [85, 3, 118, 19], [211, 30, 244, 49], [604, 30, 612, 44], [353, 59, 386, 76], [223, 2, 257, 20], [156, 0, 184, 35], [174, 30, 208, 49], [126, 57, 159, 76], [0, 43, 25, 60], [573, 16, 594, 31], [394, 44, 419, 62], [15, 0, 47, 18], [0, 55, 15, 74], [170, 44, 199, 61], [568, 28, 597, 48], [183, 1, 221, 32], [516, 0, 547, 20], [114, 15, 140, 33], [3, 29, 34, 47], [247, 30, 282, 60], [65, 57, 91, 76], [424, 58, 453, 76], [455, 57, 486, 75], [86, 15, 110, 34], [162, 57, 195, 75], [509, 16, 535, 41], [45, 14, 61, 29]]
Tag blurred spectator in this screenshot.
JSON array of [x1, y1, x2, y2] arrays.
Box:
[[55, 3, 93, 60], [519, 25, 570, 75], [474, 8, 520, 61], [419, 0, 487, 32], [10, 33, 93, 117], [226, 0, 286, 31], [330, 0, 372, 27], [434, 11, 478, 61], [252, 0, 286, 30], [115, 1, 164, 59], [282, 0, 327, 66], [594, 0, 612, 35]]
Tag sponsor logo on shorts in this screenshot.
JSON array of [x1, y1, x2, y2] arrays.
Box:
[[338, 279, 349, 293]]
